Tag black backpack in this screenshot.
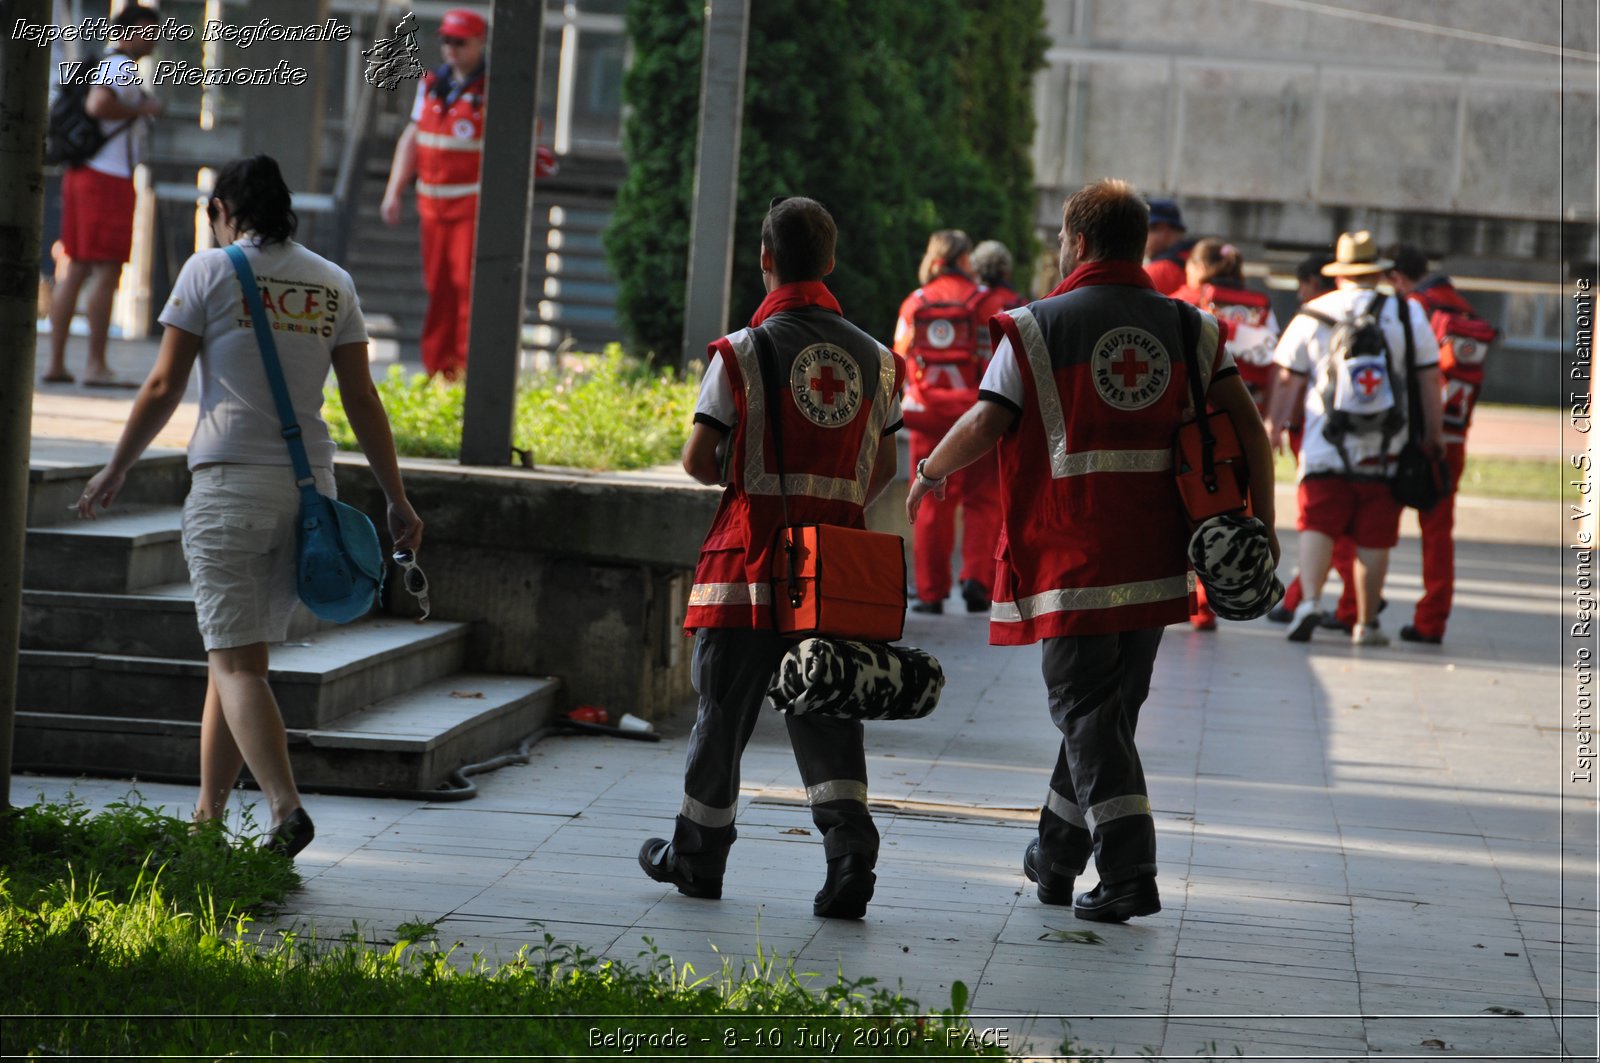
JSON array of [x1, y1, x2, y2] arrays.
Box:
[[45, 74, 131, 167]]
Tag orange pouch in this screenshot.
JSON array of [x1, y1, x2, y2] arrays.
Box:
[[1173, 409, 1249, 522], [772, 524, 907, 643]]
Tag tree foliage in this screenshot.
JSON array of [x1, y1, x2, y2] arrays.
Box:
[[604, 0, 1048, 362]]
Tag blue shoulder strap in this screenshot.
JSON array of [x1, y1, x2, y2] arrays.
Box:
[[223, 244, 317, 491]]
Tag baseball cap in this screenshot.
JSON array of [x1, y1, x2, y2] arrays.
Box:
[[1188, 515, 1284, 622], [439, 8, 488, 38], [1147, 198, 1186, 231]]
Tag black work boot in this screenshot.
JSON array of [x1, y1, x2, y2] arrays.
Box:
[[638, 837, 722, 899], [814, 853, 875, 919]]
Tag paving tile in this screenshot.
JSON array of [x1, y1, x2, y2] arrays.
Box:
[[19, 539, 1583, 1056]]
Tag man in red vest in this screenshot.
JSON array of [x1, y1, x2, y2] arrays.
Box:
[[907, 180, 1277, 923], [380, 8, 555, 379], [640, 197, 903, 920], [1386, 243, 1495, 644], [1142, 198, 1195, 296]]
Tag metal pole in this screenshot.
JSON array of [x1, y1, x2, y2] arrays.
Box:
[[680, 0, 749, 369], [460, 0, 545, 466], [0, 0, 54, 811]]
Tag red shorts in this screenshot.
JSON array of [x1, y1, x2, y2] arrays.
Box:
[[61, 165, 136, 264], [1297, 477, 1403, 550]]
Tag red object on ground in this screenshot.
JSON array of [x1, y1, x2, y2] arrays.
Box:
[[567, 705, 609, 725]]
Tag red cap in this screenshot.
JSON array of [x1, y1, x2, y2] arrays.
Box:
[[438, 8, 487, 38]]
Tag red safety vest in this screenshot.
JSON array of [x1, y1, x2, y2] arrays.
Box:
[[415, 67, 486, 221], [1144, 239, 1195, 296], [896, 274, 984, 436], [1408, 276, 1495, 442], [975, 282, 1024, 358], [987, 288, 1222, 644], [684, 308, 903, 632]]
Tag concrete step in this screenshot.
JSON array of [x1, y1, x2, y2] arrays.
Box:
[[25, 507, 188, 593], [20, 581, 326, 659], [13, 673, 562, 793], [27, 446, 190, 528], [18, 619, 469, 730]]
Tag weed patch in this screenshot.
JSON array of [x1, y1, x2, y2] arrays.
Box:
[[326, 349, 700, 470], [2, 796, 1010, 1058]]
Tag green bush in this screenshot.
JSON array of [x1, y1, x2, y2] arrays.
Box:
[[1, 797, 1012, 1059], [325, 349, 700, 468], [605, 0, 1047, 361]]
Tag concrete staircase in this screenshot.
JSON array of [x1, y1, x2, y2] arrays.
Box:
[[18, 444, 560, 795]]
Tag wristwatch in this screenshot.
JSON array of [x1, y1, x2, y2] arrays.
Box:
[[915, 458, 947, 489]]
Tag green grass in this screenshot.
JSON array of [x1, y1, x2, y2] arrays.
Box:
[[1272, 451, 1563, 502], [326, 348, 700, 470], [1, 796, 1015, 1059]]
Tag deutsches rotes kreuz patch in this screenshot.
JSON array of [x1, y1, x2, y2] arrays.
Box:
[[791, 344, 863, 427], [1090, 327, 1171, 410], [925, 318, 956, 349]]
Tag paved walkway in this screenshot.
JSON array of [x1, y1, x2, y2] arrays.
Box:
[[16, 331, 1598, 1060]]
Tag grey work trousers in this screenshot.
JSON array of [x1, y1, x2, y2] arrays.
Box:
[[670, 627, 879, 878], [1036, 627, 1164, 885]]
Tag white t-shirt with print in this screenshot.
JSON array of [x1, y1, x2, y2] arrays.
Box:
[[84, 52, 149, 179], [159, 239, 369, 470], [1273, 286, 1440, 478]]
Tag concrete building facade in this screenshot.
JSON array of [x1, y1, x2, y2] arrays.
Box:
[[1032, 0, 1597, 406]]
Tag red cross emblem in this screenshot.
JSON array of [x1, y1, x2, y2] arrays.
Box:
[[1113, 347, 1148, 388], [1355, 367, 1384, 397], [810, 364, 848, 406]]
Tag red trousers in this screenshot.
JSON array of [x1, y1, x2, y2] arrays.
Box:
[[1410, 442, 1467, 638], [909, 433, 1001, 602], [418, 198, 477, 379]]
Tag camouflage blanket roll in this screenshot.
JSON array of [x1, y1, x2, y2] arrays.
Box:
[[768, 637, 944, 721]]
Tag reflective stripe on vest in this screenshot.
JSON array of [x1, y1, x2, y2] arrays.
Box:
[[726, 328, 896, 505], [416, 180, 480, 199], [1007, 305, 1219, 480], [415, 130, 483, 152], [687, 581, 772, 608], [990, 573, 1192, 624]]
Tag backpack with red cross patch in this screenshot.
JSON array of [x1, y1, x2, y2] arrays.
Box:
[[1299, 291, 1408, 476], [907, 287, 986, 382], [1411, 277, 1497, 436], [902, 286, 986, 435]]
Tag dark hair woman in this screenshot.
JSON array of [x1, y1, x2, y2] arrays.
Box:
[[77, 155, 423, 858]]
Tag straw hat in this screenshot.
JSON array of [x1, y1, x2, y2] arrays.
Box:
[[1321, 230, 1393, 277]]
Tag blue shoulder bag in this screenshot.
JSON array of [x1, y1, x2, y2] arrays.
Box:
[[224, 244, 383, 624]]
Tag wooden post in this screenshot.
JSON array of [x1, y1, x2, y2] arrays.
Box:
[[0, 0, 54, 810]]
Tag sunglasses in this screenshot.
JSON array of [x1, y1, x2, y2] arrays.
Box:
[[439, 35, 468, 46], [392, 550, 431, 620]]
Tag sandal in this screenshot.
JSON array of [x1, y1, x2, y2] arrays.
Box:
[[40, 371, 75, 384]]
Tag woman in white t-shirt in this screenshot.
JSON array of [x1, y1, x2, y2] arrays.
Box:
[[77, 155, 424, 859]]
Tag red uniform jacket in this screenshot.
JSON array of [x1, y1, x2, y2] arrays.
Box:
[[987, 272, 1225, 643], [685, 287, 903, 632]]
